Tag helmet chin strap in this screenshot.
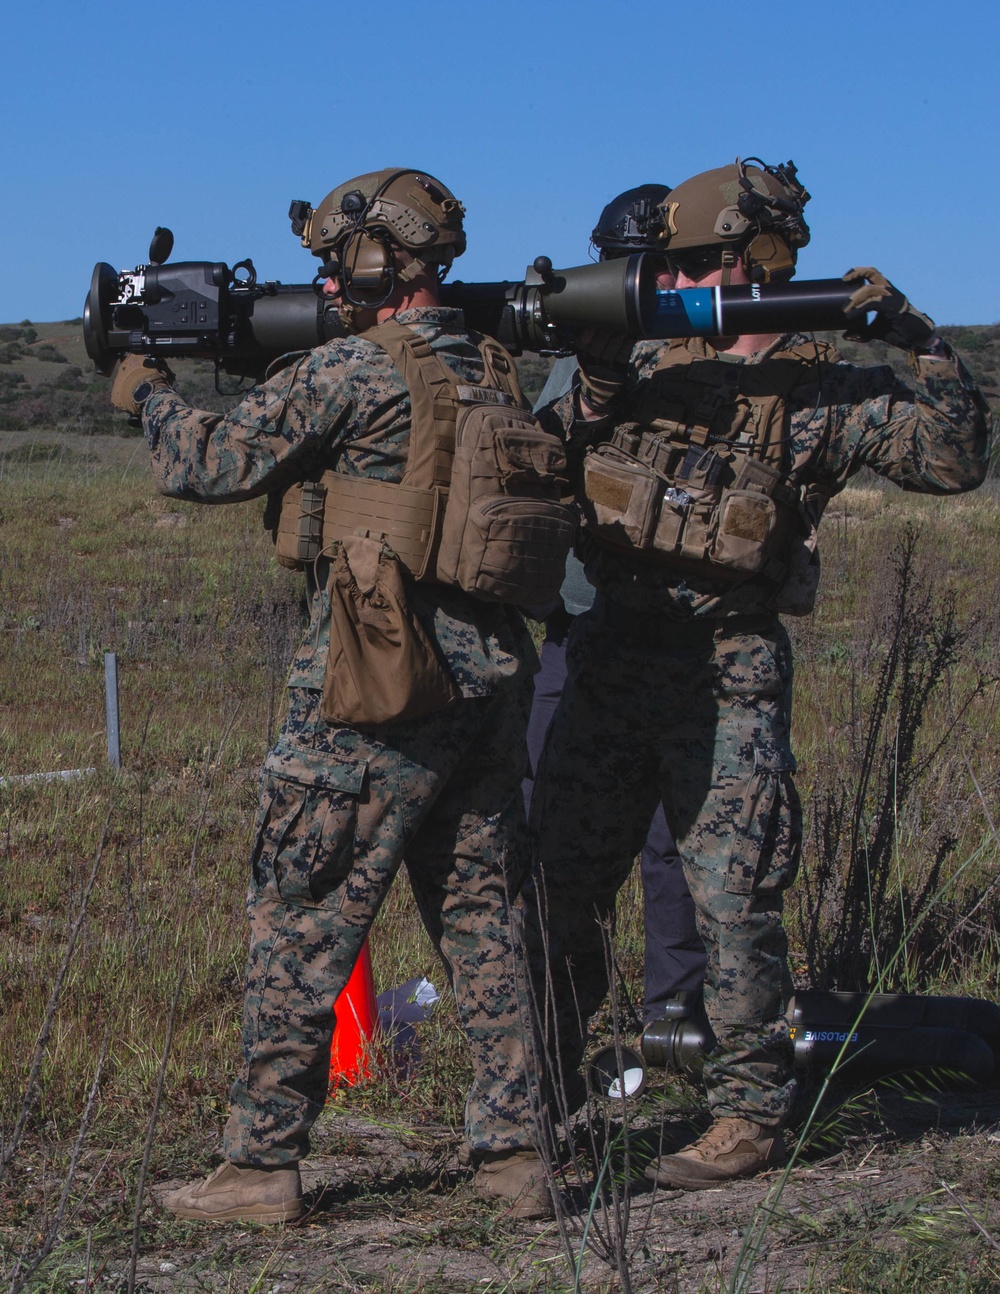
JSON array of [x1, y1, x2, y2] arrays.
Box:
[[721, 248, 738, 287]]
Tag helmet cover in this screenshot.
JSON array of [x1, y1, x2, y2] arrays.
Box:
[[659, 159, 810, 281], [301, 168, 466, 266]]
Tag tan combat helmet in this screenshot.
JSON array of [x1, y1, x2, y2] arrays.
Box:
[[658, 158, 810, 283], [289, 169, 466, 313]]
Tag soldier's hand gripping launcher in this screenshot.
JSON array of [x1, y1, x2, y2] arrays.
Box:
[[83, 229, 859, 376]]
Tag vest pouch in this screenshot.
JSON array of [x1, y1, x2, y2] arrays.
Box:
[[711, 489, 778, 574], [651, 486, 696, 556], [436, 402, 575, 603], [274, 480, 327, 571], [452, 494, 578, 604], [323, 534, 459, 727], [582, 445, 662, 551], [493, 425, 567, 493]]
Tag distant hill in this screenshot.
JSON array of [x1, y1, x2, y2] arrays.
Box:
[[0, 317, 996, 437]]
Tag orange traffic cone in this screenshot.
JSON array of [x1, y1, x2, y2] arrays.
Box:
[[330, 939, 379, 1088]]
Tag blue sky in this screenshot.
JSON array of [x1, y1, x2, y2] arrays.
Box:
[[4, 0, 998, 328]]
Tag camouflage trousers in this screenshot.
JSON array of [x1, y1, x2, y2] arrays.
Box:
[[525, 597, 801, 1127], [224, 683, 537, 1167]]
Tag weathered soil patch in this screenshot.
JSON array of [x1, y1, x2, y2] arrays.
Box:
[[90, 1087, 1000, 1292]]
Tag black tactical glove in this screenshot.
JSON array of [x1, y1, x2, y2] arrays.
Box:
[[841, 267, 937, 351], [109, 353, 174, 416], [574, 329, 634, 417]]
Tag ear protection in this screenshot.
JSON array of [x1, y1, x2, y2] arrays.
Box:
[[320, 176, 406, 309], [319, 228, 395, 301], [735, 158, 809, 284]]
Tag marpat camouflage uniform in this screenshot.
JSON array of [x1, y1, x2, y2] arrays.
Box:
[[527, 333, 991, 1126], [143, 307, 540, 1163]]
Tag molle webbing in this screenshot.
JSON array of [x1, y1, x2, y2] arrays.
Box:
[[273, 474, 443, 578], [581, 337, 836, 582], [372, 321, 460, 492], [370, 319, 524, 494]]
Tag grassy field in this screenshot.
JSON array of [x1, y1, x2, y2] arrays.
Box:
[[1, 430, 998, 1292]]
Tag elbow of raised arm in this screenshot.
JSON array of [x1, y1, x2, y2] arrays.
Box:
[[897, 453, 990, 495]]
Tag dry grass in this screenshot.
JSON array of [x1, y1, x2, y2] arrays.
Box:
[[1, 432, 998, 1291]]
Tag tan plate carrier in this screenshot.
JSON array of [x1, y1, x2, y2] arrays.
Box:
[[582, 338, 837, 583], [274, 321, 576, 605]]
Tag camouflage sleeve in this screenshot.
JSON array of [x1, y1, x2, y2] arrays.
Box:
[[141, 348, 355, 502], [815, 348, 992, 494]]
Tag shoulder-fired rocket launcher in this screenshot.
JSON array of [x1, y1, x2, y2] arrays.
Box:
[[83, 230, 858, 379]]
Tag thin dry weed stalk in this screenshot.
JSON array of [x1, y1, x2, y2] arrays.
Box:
[[0, 813, 110, 1177], [126, 969, 186, 1294], [792, 525, 998, 993], [524, 878, 651, 1294], [6, 1029, 110, 1294], [188, 703, 242, 879]]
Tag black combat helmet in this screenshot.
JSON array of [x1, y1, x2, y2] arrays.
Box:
[[590, 183, 672, 260]]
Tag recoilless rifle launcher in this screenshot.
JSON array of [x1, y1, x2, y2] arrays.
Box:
[[84, 227, 859, 379], [588, 990, 1000, 1100]]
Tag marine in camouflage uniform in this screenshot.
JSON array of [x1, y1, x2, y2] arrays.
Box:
[[111, 170, 553, 1222], [525, 159, 992, 1189]]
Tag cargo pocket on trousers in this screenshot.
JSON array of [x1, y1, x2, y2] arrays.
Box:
[[252, 747, 367, 908], [723, 743, 801, 896]]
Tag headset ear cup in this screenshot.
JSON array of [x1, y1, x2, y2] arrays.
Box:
[[341, 231, 394, 300], [745, 232, 796, 284]]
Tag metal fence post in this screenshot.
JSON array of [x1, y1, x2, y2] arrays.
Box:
[[105, 651, 121, 770]]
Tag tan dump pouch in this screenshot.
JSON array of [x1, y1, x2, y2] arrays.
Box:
[[436, 405, 577, 604], [322, 533, 458, 727]]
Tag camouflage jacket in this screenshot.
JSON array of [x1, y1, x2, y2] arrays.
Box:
[[546, 334, 992, 617], [142, 306, 536, 695]]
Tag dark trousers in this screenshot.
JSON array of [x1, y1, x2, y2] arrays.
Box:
[[523, 613, 706, 1023]]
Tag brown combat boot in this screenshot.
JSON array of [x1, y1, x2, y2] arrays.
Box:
[[160, 1161, 303, 1223], [474, 1149, 555, 1220], [644, 1117, 786, 1191]]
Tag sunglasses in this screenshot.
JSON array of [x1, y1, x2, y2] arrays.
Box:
[[665, 247, 726, 279]]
